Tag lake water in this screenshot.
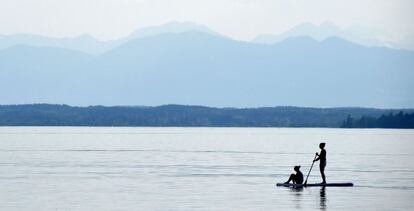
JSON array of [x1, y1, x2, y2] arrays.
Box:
[[0, 127, 413, 210]]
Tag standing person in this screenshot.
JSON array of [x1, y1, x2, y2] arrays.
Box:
[[284, 165, 304, 184], [314, 142, 327, 184]]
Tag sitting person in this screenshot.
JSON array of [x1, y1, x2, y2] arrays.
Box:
[[284, 165, 304, 184]]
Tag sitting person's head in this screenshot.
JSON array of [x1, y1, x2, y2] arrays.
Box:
[[294, 165, 301, 172]]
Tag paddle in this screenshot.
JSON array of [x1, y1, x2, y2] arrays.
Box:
[[304, 153, 318, 186]]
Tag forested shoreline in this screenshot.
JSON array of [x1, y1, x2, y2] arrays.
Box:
[[0, 104, 413, 128], [342, 112, 414, 128]]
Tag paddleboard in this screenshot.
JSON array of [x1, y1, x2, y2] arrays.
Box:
[[276, 183, 353, 188]]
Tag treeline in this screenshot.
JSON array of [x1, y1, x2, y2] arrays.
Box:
[[342, 111, 414, 128], [0, 104, 412, 128]]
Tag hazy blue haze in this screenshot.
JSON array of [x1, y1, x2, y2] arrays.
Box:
[[1, 1, 413, 44]]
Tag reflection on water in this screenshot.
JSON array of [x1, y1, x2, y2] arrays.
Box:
[[288, 187, 327, 210], [289, 187, 304, 209], [320, 187, 326, 210]]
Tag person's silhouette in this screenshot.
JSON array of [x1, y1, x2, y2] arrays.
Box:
[[284, 165, 304, 184], [314, 142, 327, 184]]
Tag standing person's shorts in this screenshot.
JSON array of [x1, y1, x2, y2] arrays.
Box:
[[320, 160, 326, 170]]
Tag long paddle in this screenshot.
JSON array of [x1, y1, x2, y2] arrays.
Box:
[[304, 153, 318, 186]]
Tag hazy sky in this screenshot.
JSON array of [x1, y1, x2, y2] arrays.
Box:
[[1, 0, 413, 41]]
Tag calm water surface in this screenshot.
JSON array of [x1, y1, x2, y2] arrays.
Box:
[[0, 127, 413, 210]]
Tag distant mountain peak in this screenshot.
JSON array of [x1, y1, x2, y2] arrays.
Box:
[[126, 21, 221, 41], [75, 34, 98, 41], [160, 21, 216, 32], [319, 21, 338, 28], [282, 35, 318, 42]]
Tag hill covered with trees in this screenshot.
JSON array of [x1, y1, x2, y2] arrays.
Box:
[[0, 104, 412, 128], [342, 111, 414, 128]]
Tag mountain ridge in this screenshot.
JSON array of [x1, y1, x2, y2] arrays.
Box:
[[0, 21, 225, 55], [1, 21, 412, 54], [252, 21, 410, 50]]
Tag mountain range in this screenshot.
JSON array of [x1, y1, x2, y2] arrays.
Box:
[[0, 21, 221, 55], [252, 21, 414, 51], [0, 22, 413, 108], [2, 21, 412, 54]]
